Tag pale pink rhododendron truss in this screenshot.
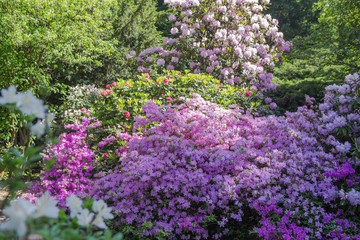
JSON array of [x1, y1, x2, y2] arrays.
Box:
[[91, 72, 360, 239], [128, 0, 292, 91]]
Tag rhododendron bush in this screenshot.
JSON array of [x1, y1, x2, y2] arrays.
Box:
[[127, 0, 291, 91]]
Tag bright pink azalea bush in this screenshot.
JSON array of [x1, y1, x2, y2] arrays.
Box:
[[127, 0, 291, 91], [90, 72, 360, 239], [25, 115, 101, 206]]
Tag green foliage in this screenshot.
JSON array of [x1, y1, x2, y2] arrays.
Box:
[[60, 71, 262, 169], [0, 146, 42, 202], [314, 0, 360, 63], [267, 25, 359, 113], [265, 0, 319, 40], [0, 0, 116, 90], [0, 0, 163, 152], [266, 45, 347, 113], [90, 71, 259, 132], [265, 0, 359, 114], [88, 0, 163, 83]]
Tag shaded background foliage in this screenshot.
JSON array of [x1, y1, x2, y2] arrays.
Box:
[[264, 0, 360, 113]]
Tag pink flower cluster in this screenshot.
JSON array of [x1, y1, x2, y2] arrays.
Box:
[[26, 116, 101, 206], [130, 0, 291, 91]]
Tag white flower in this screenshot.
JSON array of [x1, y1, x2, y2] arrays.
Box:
[[92, 199, 113, 220], [30, 120, 46, 138], [45, 112, 55, 127], [0, 199, 36, 236], [76, 208, 94, 227], [66, 194, 83, 218], [0, 85, 17, 105], [92, 215, 107, 229], [16, 91, 47, 118], [33, 191, 59, 219]]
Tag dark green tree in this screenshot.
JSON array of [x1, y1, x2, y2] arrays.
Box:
[[265, 0, 320, 40], [265, 0, 360, 113]]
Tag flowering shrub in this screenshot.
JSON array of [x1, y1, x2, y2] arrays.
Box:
[[92, 85, 360, 239], [127, 0, 292, 91], [10, 72, 360, 239], [60, 84, 101, 124], [91, 71, 259, 134], [25, 115, 101, 206]]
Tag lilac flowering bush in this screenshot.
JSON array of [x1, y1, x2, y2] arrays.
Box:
[[127, 0, 292, 91], [25, 115, 101, 206], [19, 72, 360, 239], [91, 78, 360, 239]]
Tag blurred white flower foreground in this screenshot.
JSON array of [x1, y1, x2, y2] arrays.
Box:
[[0, 86, 55, 137], [0, 192, 114, 237]]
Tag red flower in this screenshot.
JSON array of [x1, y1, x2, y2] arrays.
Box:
[[81, 108, 86, 112], [103, 153, 108, 158], [101, 90, 108, 96], [161, 94, 164, 97], [163, 78, 169, 83], [125, 83, 129, 87], [106, 84, 110, 89], [167, 97, 172, 102], [153, 98, 157, 100], [217, 88, 221, 91], [124, 130, 129, 134], [238, 91, 242, 95], [115, 106, 119, 110], [145, 73, 150, 79], [156, 81, 160, 84], [112, 82, 117, 87], [124, 112, 130, 118], [108, 90, 113, 94], [245, 91, 251, 97]]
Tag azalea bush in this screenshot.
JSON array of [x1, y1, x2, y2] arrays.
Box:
[[7, 70, 360, 239], [25, 114, 101, 206], [89, 72, 360, 239], [127, 0, 292, 91], [286, 72, 360, 162], [0, 192, 122, 240]]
